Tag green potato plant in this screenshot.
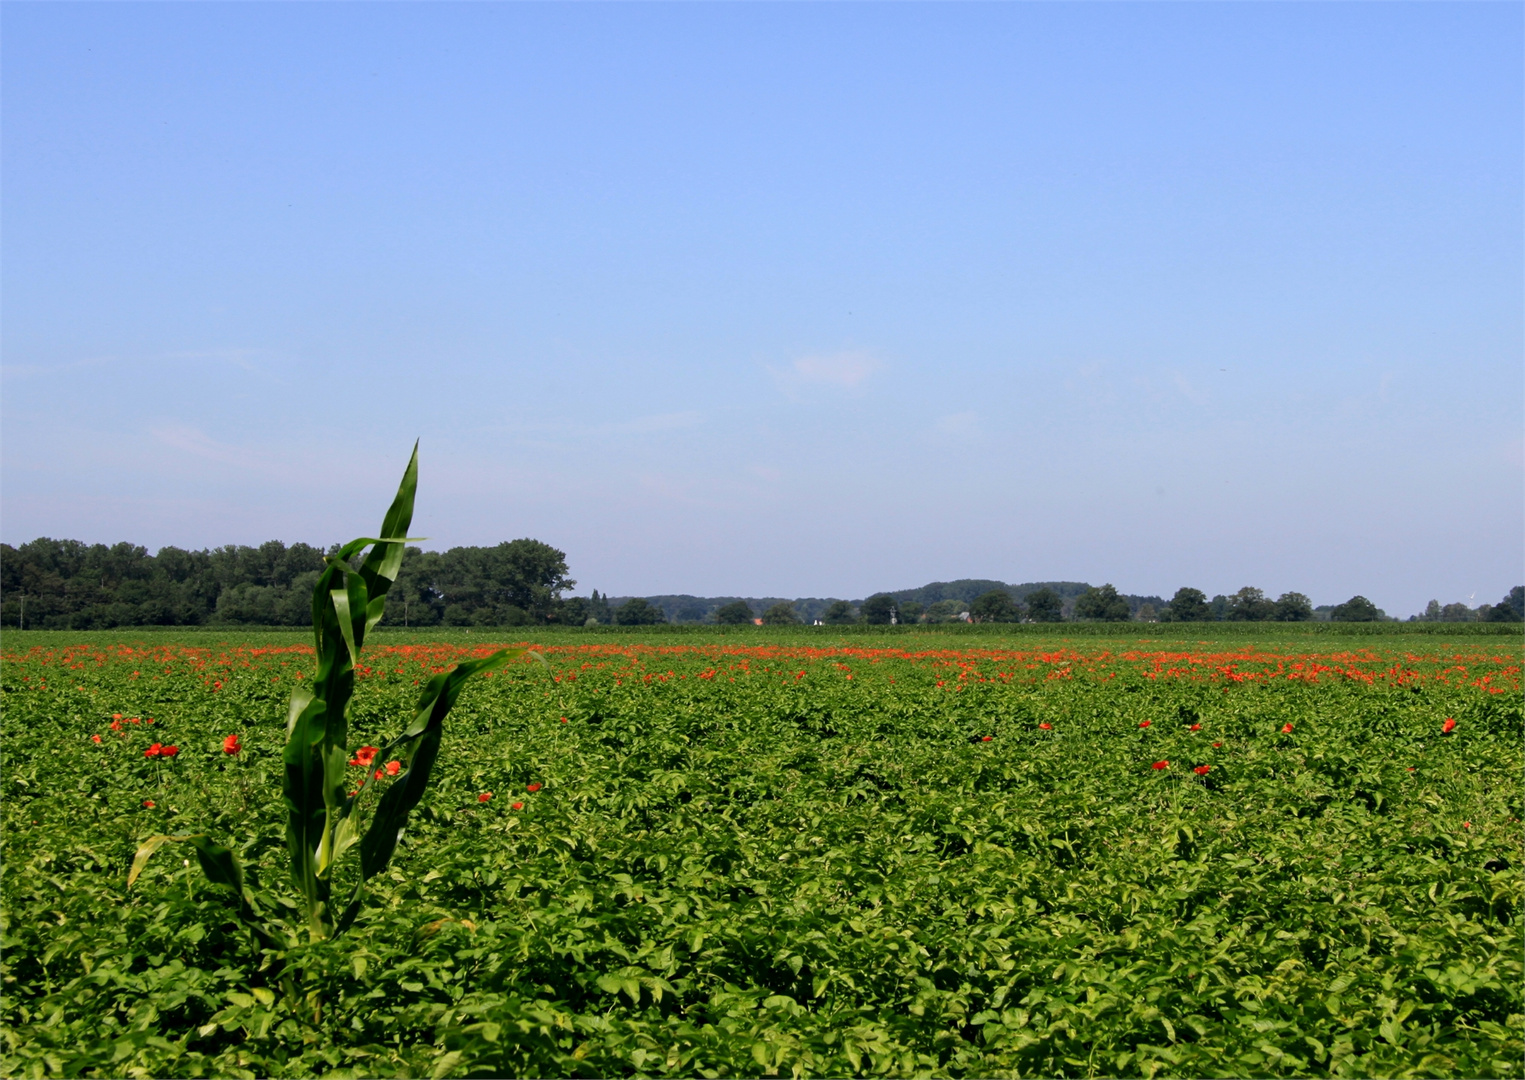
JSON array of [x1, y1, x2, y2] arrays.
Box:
[[128, 445, 525, 944]]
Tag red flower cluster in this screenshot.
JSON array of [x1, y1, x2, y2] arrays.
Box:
[[1152, 760, 1169, 770], [144, 742, 179, 758], [1194, 765, 1210, 775]]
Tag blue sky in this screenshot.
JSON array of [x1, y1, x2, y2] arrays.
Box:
[[3, 2, 1520, 616]]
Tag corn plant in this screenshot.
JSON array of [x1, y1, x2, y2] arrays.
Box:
[[129, 445, 527, 943]]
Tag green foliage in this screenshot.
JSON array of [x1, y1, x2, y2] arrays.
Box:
[[1165, 587, 1211, 622], [1274, 591, 1314, 622], [761, 602, 801, 626], [1227, 587, 1276, 622], [0, 534, 574, 629], [4, 624, 1523, 1077], [614, 598, 667, 626], [1485, 587, 1525, 623], [1025, 587, 1064, 623], [395, 539, 574, 627], [822, 600, 857, 625], [126, 446, 521, 947], [860, 594, 897, 625], [1074, 583, 1131, 622], [970, 590, 1021, 623], [925, 599, 970, 624], [1332, 595, 1383, 622], [714, 600, 755, 625]]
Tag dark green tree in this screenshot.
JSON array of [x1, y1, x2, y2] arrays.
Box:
[[860, 594, 897, 625], [923, 599, 968, 623], [1074, 583, 1130, 621], [1227, 587, 1275, 621], [1485, 586, 1525, 622], [1025, 588, 1064, 623], [1273, 592, 1313, 621], [761, 602, 801, 625], [614, 598, 667, 625], [970, 589, 1021, 623], [896, 600, 925, 624], [821, 600, 855, 624], [714, 600, 754, 625], [557, 597, 591, 626], [1330, 595, 1381, 622]]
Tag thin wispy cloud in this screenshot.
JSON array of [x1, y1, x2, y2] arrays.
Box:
[[771, 350, 881, 398]]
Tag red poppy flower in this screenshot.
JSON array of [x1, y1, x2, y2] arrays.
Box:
[[1188, 724, 1202, 732], [560, 716, 568, 723], [161, 745, 179, 757], [478, 792, 492, 803], [1442, 718, 1456, 734], [1281, 723, 1293, 734], [981, 735, 992, 742], [374, 769, 385, 781], [142, 800, 155, 808], [1194, 765, 1210, 775], [91, 734, 102, 744], [144, 742, 162, 758], [1212, 742, 1222, 748], [1152, 760, 1169, 770], [110, 720, 122, 731], [1139, 720, 1151, 728], [1462, 821, 1472, 829], [223, 734, 241, 755], [385, 760, 401, 777], [112, 713, 123, 720], [350, 745, 379, 767], [511, 801, 524, 810], [1038, 723, 1052, 730], [526, 782, 542, 792]]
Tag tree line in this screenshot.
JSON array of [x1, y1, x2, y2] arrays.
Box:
[[2, 536, 1520, 628], [0, 537, 576, 629]]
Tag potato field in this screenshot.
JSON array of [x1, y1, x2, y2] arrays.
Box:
[[2, 628, 1521, 1079]]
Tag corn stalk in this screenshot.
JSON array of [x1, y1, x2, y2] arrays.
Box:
[[130, 445, 527, 943]]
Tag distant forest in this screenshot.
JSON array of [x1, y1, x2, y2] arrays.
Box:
[[1, 537, 1520, 629]]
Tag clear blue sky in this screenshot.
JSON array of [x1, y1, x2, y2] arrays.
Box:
[[3, 2, 1520, 616]]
